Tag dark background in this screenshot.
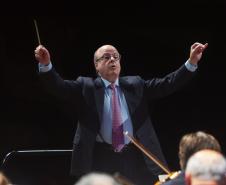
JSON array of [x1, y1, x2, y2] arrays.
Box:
[[0, 1, 226, 184]]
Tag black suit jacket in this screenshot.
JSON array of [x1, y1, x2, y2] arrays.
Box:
[[39, 64, 195, 177]]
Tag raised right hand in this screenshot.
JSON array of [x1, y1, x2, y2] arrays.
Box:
[[34, 45, 51, 65]]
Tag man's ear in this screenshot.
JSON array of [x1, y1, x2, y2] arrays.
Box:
[[94, 62, 99, 75], [185, 174, 191, 185], [94, 62, 99, 71]]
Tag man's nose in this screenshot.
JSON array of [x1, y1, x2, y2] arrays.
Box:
[[110, 56, 116, 61]]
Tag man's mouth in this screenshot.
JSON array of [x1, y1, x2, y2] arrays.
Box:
[[110, 64, 116, 68]]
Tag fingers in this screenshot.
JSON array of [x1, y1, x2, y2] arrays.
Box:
[[34, 45, 48, 59], [191, 42, 208, 51], [191, 42, 200, 49], [34, 45, 50, 65], [203, 43, 208, 49], [197, 43, 208, 53], [34, 45, 46, 55], [199, 43, 208, 51], [191, 42, 208, 54]]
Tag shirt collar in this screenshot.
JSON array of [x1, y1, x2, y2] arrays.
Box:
[[101, 77, 119, 88]]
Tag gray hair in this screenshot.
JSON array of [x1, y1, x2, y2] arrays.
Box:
[[75, 172, 120, 185], [185, 150, 226, 184]]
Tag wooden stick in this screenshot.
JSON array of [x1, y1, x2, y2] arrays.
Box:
[[34, 19, 41, 45], [124, 131, 171, 175]]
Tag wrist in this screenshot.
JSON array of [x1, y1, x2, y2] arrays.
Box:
[[185, 60, 197, 72], [39, 62, 52, 72], [39, 61, 50, 66], [188, 58, 197, 65]]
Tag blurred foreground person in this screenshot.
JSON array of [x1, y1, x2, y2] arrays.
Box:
[[185, 149, 226, 185], [163, 131, 222, 185]]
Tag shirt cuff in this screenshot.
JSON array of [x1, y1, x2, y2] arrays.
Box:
[[185, 60, 197, 72], [39, 62, 52, 73]]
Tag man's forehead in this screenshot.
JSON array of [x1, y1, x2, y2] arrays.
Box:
[[97, 45, 118, 54]]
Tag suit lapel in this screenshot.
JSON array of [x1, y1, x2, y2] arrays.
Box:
[[119, 77, 138, 115], [94, 77, 105, 123]]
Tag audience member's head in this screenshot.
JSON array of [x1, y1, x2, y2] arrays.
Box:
[[0, 172, 10, 185], [185, 149, 226, 185], [74, 172, 120, 185], [179, 131, 221, 170]]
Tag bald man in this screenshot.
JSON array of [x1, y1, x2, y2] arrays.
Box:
[[0, 172, 11, 185], [35, 42, 208, 185], [185, 150, 226, 185], [74, 172, 120, 185]]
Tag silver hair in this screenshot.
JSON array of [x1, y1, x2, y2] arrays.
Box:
[[74, 172, 120, 185], [186, 150, 226, 183]]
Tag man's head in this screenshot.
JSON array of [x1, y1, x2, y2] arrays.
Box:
[[74, 172, 120, 185], [179, 131, 221, 170], [94, 45, 121, 83], [185, 149, 226, 185], [0, 172, 10, 185]]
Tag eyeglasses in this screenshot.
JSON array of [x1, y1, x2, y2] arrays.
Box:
[[96, 53, 121, 63]]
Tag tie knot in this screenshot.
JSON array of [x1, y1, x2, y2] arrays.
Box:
[[110, 83, 116, 89]]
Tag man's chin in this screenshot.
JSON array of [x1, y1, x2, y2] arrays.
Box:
[[105, 73, 119, 82]]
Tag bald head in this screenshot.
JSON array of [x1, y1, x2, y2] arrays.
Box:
[[94, 45, 119, 63], [0, 172, 10, 185], [185, 150, 226, 185], [74, 173, 120, 185], [93, 44, 121, 82]]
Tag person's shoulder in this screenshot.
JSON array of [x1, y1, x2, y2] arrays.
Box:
[[120, 75, 142, 82], [75, 76, 97, 81], [76, 76, 104, 88], [119, 76, 145, 89], [71, 76, 97, 86], [75, 76, 94, 79]]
